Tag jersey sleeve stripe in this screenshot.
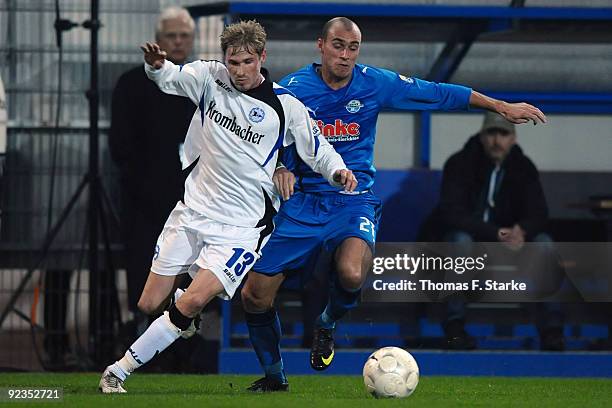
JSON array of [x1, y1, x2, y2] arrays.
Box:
[[306, 111, 320, 156], [198, 93, 205, 125], [273, 87, 296, 98], [262, 129, 285, 167]]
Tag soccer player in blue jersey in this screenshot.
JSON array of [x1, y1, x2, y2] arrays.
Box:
[[241, 17, 546, 391]]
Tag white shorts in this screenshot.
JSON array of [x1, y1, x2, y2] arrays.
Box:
[[150, 201, 272, 299]]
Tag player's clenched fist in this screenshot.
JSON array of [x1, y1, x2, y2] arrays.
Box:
[[140, 42, 167, 69], [333, 169, 358, 192]]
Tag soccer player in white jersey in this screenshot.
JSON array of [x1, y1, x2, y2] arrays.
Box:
[[99, 20, 356, 393]]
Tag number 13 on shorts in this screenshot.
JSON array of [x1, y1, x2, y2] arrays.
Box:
[[225, 247, 255, 276], [358, 216, 376, 242]]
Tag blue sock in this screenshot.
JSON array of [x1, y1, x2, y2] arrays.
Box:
[[315, 306, 336, 330], [245, 308, 287, 383], [316, 277, 361, 330]]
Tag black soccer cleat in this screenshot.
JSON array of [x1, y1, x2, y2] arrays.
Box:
[[247, 376, 289, 392], [310, 327, 335, 371]]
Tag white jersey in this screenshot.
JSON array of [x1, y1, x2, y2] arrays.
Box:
[[145, 60, 346, 228]]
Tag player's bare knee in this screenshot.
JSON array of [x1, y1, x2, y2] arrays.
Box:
[[336, 261, 365, 291], [241, 284, 274, 312], [176, 292, 208, 318], [339, 273, 363, 291], [240, 286, 257, 311]]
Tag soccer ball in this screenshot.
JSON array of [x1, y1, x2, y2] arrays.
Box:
[[362, 346, 419, 398]]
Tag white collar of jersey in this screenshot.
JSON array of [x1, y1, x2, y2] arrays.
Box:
[[338, 189, 370, 195]]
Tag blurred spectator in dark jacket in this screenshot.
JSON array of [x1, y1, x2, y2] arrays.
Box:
[[423, 112, 563, 351]]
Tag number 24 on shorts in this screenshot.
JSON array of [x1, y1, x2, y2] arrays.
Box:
[[359, 216, 376, 241], [225, 248, 255, 276]]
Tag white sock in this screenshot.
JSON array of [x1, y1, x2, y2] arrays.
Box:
[[114, 352, 138, 381], [115, 312, 181, 379], [173, 288, 185, 304]]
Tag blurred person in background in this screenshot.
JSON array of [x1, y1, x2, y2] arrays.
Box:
[[424, 112, 563, 351]]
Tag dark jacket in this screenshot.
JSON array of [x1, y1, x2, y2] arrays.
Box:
[[437, 134, 548, 241], [109, 65, 196, 222]]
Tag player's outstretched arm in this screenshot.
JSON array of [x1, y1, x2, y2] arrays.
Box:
[[141, 42, 206, 105], [469, 91, 547, 125]]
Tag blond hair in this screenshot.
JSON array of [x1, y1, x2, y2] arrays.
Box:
[[220, 20, 266, 56]]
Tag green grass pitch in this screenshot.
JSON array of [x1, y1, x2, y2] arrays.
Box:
[[1, 373, 611, 407]]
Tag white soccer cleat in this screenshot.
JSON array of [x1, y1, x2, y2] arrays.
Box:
[[99, 365, 127, 394]]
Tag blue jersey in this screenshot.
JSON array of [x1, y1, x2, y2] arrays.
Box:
[[279, 63, 472, 192]]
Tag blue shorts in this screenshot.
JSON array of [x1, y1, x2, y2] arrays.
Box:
[[253, 191, 382, 275]]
